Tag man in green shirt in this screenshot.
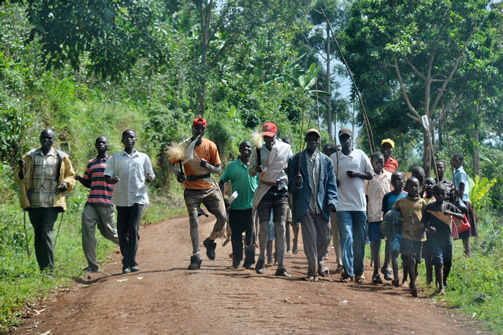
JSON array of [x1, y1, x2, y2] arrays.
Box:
[[219, 141, 259, 269]]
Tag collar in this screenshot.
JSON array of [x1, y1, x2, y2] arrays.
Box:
[[97, 154, 112, 161], [121, 150, 138, 157], [37, 147, 57, 157]]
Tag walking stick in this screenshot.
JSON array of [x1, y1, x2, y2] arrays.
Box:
[[421, 115, 440, 182], [23, 211, 30, 258], [53, 212, 64, 249]]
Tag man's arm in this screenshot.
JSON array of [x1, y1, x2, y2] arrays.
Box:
[[347, 170, 373, 180], [75, 175, 92, 188]]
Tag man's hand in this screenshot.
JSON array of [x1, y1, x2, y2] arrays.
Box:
[[256, 165, 263, 173], [200, 158, 208, 168], [176, 173, 186, 183], [146, 173, 154, 183], [109, 176, 120, 184], [328, 204, 336, 212], [346, 170, 357, 178], [427, 226, 436, 233], [295, 174, 302, 186], [57, 182, 68, 192]]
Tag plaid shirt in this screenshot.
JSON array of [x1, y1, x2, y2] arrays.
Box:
[[29, 148, 60, 207]]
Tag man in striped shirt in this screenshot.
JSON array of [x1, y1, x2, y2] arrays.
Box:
[[76, 136, 119, 273]]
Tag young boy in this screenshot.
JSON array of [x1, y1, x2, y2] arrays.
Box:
[[365, 152, 391, 284], [422, 176, 436, 284], [394, 177, 427, 297], [422, 183, 463, 295], [382, 172, 407, 286]]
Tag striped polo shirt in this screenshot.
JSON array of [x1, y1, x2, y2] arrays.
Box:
[[83, 156, 114, 206]]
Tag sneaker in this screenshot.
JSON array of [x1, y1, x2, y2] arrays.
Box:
[[340, 276, 353, 283], [392, 279, 400, 287], [372, 273, 383, 284], [243, 263, 256, 270], [255, 258, 265, 274], [203, 238, 217, 260], [304, 275, 317, 282], [188, 256, 202, 270], [83, 266, 99, 273], [122, 267, 131, 274], [355, 274, 366, 283], [131, 265, 140, 272], [383, 269, 393, 281], [275, 268, 292, 278], [335, 264, 344, 274], [318, 262, 329, 277]]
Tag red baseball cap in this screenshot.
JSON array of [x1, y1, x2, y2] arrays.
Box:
[[261, 122, 277, 137], [192, 117, 207, 127]]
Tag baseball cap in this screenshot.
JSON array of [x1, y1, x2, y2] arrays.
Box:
[[305, 128, 321, 138], [381, 138, 395, 148], [338, 128, 352, 137], [261, 122, 277, 137], [192, 117, 207, 127]]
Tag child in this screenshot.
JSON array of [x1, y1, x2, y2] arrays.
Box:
[[423, 177, 436, 203], [382, 172, 407, 286], [422, 176, 436, 284], [394, 177, 427, 297], [411, 166, 426, 196], [422, 183, 463, 295], [435, 160, 456, 203], [365, 152, 391, 284]]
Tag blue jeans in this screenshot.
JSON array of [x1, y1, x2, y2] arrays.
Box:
[[337, 211, 367, 278]]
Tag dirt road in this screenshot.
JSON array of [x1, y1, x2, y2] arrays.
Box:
[[12, 215, 485, 334]]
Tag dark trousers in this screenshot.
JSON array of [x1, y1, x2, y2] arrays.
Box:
[[229, 209, 255, 267], [117, 204, 144, 269], [28, 208, 60, 273]]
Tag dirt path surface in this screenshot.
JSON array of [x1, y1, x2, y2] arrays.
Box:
[[12, 215, 486, 335]]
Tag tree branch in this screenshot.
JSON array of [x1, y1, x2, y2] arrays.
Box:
[[405, 56, 427, 81], [393, 54, 421, 121]]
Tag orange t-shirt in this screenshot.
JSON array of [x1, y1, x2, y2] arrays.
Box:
[[170, 137, 221, 190]]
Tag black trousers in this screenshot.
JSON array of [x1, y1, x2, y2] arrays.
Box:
[[117, 204, 144, 269], [229, 208, 255, 267]]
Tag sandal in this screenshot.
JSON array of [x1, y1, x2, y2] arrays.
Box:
[[340, 276, 353, 283]]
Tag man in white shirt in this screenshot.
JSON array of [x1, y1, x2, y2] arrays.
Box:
[[105, 129, 155, 274], [330, 128, 373, 283]]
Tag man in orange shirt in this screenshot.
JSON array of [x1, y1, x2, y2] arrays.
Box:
[[380, 139, 399, 173], [171, 117, 227, 270]]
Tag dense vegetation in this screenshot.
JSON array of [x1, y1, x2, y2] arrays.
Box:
[[1, 0, 502, 332]]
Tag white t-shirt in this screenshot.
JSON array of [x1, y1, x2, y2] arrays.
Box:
[[330, 149, 373, 212]]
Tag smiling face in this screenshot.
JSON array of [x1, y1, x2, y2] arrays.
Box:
[[39, 129, 56, 153], [239, 141, 252, 158]]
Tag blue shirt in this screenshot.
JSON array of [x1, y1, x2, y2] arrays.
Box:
[[452, 166, 470, 202]]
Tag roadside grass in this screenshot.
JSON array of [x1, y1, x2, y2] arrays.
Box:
[[0, 188, 185, 333]]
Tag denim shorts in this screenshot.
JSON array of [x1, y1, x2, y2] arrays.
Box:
[[429, 244, 453, 267], [390, 233, 401, 253], [368, 221, 383, 241], [400, 237, 422, 262]]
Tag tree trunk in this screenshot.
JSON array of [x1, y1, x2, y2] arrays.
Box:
[[438, 116, 443, 149], [326, 24, 333, 141], [473, 105, 481, 177], [423, 129, 432, 177]]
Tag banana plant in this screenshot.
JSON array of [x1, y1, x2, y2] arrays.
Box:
[[469, 175, 497, 211]]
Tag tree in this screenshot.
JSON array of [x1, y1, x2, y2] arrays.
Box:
[[342, 0, 501, 175]]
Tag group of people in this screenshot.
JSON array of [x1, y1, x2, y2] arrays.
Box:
[[16, 128, 154, 277], [16, 120, 476, 298]]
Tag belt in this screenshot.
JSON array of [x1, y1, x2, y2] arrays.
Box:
[[187, 174, 211, 182]]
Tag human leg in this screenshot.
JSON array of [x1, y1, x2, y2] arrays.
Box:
[[382, 240, 393, 280], [443, 244, 453, 287], [337, 211, 354, 279], [292, 222, 300, 254], [242, 209, 255, 268], [116, 206, 130, 271], [256, 198, 273, 273], [314, 214, 330, 277], [431, 245, 445, 294], [229, 209, 245, 267], [96, 205, 119, 244], [126, 204, 144, 269], [300, 213, 317, 277], [352, 211, 367, 280], [330, 212, 343, 272], [28, 208, 59, 273], [272, 194, 288, 271], [82, 204, 99, 270], [368, 221, 382, 283]]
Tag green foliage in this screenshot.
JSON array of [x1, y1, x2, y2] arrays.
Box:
[[469, 175, 497, 211]]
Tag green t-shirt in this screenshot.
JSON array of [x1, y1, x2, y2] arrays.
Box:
[[221, 159, 258, 210]]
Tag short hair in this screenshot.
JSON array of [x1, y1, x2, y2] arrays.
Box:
[[405, 176, 419, 187], [122, 129, 136, 137], [411, 166, 425, 179], [281, 136, 291, 145], [452, 153, 464, 161], [370, 152, 384, 161], [425, 177, 436, 185], [391, 171, 404, 180], [436, 159, 445, 166], [433, 182, 447, 193]]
